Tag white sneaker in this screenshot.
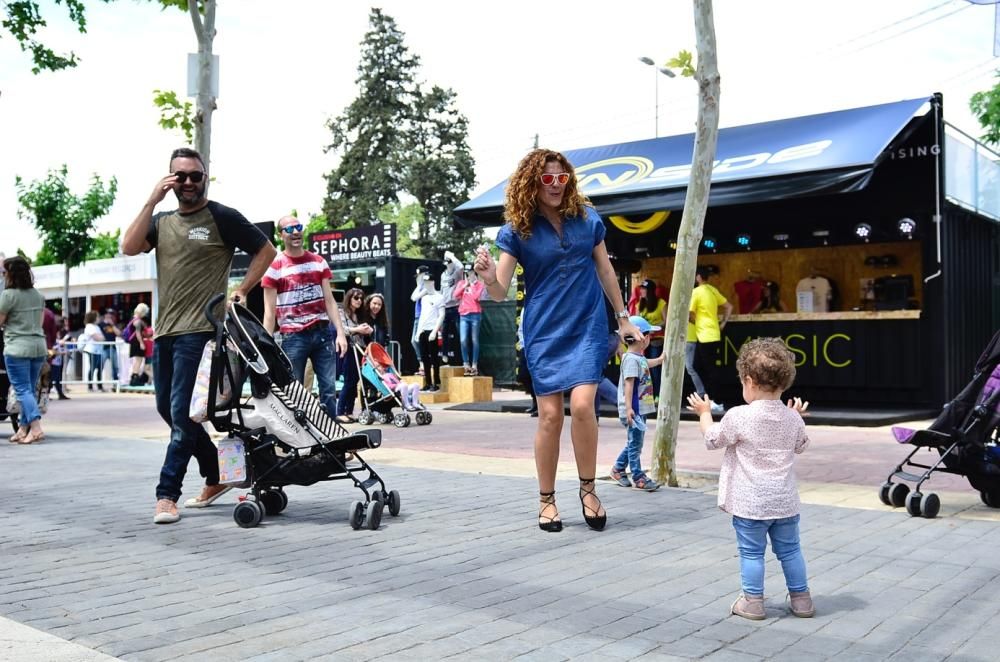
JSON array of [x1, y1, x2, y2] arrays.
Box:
[[711, 403, 725, 414]]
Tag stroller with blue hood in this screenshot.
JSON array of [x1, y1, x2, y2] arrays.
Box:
[[199, 293, 400, 530], [879, 328, 1000, 518]]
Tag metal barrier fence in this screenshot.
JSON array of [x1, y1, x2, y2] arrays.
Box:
[[57, 340, 146, 392]]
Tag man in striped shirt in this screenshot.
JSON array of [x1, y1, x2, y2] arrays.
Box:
[[262, 216, 348, 417]]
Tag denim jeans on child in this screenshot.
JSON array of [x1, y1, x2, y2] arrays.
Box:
[[459, 312, 481, 365], [153, 332, 221, 502], [732, 514, 808, 596], [614, 415, 648, 481], [6, 354, 45, 425], [281, 322, 338, 416]]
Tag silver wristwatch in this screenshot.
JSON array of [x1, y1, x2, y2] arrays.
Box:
[[615, 310, 629, 319]]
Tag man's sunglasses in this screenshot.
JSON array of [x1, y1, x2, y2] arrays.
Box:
[[539, 172, 570, 186], [281, 224, 304, 234], [172, 170, 205, 184]]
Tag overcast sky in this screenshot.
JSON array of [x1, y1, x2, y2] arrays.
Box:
[[1, 0, 997, 260]]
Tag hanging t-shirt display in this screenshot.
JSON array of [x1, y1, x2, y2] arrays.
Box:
[[733, 279, 765, 314], [795, 276, 832, 313]]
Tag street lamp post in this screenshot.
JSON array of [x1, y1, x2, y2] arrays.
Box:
[[638, 56, 675, 138]]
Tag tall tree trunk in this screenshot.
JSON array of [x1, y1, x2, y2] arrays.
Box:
[[652, 0, 721, 487], [189, 0, 217, 169]]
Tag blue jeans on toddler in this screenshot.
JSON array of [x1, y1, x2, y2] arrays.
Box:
[[732, 514, 808, 596], [613, 415, 648, 481]]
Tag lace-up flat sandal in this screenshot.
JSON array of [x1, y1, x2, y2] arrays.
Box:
[[579, 478, 606, 530], [538, 491, 563, 532]]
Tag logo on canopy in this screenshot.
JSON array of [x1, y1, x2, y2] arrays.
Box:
[[608, 211, 671, 234], [575, 156, 654, 192]]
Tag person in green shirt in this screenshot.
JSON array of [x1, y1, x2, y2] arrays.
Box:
[[0, 256, 48, 444]]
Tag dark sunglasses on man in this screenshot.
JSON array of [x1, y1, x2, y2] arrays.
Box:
[[281, 224, 304, 234], [172, 170, 205, 184]]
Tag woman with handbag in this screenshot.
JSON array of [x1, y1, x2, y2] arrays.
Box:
[[0, 256, 48, 444]]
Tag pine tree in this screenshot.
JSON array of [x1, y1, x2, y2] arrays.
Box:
[[323, 8, 419, 227], [322, 9, 479, 258], [405, 85, 481, 258]]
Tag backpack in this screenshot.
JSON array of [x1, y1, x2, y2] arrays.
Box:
[[123, 319, 137, 343]]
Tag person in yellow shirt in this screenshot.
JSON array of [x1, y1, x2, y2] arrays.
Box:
[[689, 266, 732, 413]]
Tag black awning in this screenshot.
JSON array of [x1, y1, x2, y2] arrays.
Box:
[[455, 96, 933, 228]]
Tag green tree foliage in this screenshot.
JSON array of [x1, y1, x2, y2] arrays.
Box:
[[324, 9, 418, 229], [152, 89, 195, 143], [378, 202, 425, 258], [15, 165, 117, 312], [2, 0, 112, 73], [970, 71, 1000, 147], [323, 9, 478, 258], [86, 228, 122, 260], [404, 86, 481, 258]]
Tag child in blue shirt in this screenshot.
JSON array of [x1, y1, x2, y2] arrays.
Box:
[[611, 316, 664, 491]]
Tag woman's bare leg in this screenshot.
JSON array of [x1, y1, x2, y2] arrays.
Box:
[[534, 393, 565, 492], [569, 384, 605, 518]]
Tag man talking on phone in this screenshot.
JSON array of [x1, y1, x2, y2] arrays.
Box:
[[122, 147, 276, 525]]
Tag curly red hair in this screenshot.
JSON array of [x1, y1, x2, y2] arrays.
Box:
[[503, 149, 591, 238]]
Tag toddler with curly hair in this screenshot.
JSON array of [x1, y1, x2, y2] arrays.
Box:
[[687, 337, 813, 621]]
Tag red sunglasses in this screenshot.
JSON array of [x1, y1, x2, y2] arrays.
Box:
[[539, 172, 570, 186]]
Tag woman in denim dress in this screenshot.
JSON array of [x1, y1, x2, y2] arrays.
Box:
[[475, 149, 641, 532]]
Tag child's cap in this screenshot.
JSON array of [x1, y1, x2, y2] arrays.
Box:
[[627, 315, 661, 335]]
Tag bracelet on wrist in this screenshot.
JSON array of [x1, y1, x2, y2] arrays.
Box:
[[614, 310, 629, 319]]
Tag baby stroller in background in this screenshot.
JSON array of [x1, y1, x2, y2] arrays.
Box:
[[354, 340, 432, 428], [879, 328, 1000, 519], [201, 293, 400, 530]]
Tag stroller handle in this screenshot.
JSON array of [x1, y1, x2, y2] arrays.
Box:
[[204, 293, 227, 331]]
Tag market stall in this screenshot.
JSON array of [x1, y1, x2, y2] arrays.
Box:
[[455, 94, 1000, 407]]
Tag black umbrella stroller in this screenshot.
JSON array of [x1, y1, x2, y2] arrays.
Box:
[[201, 294, 400, 530], [879, 328, 1000, 519]]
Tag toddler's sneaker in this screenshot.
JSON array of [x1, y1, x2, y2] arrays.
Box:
[[731, 593, 765, 620], [610, 467, 631, 487], [711, 402, 725, 415], [633, 476, 660, 492], [788, 591, 815, 618]]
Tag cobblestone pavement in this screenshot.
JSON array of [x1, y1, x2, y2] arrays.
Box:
[[2, 424, 999, 661]]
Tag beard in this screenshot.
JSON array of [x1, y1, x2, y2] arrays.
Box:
[[174, 183, 207, 205]]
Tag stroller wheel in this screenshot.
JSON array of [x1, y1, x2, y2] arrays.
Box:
[[982, 490, 1000, 508], [393, 412, 410, 428], [364, 500, 383, 530], [260, 490, 286, 516], [357, 410, 374, 426], [374, 411, 389, 424], [415, 410, 432, 426], [889, 483, 909, 508], [905, 491, 923, 517], [233, 500, 263, 528], [878, 482, 892, 506], [387, 490, 401, 517], [349, 501, 365, 530], [920, 492, 940, 519]]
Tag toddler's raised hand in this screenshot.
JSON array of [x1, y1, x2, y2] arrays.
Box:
[[786, 397, 810, 416], [686, 392, 713, 415]]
